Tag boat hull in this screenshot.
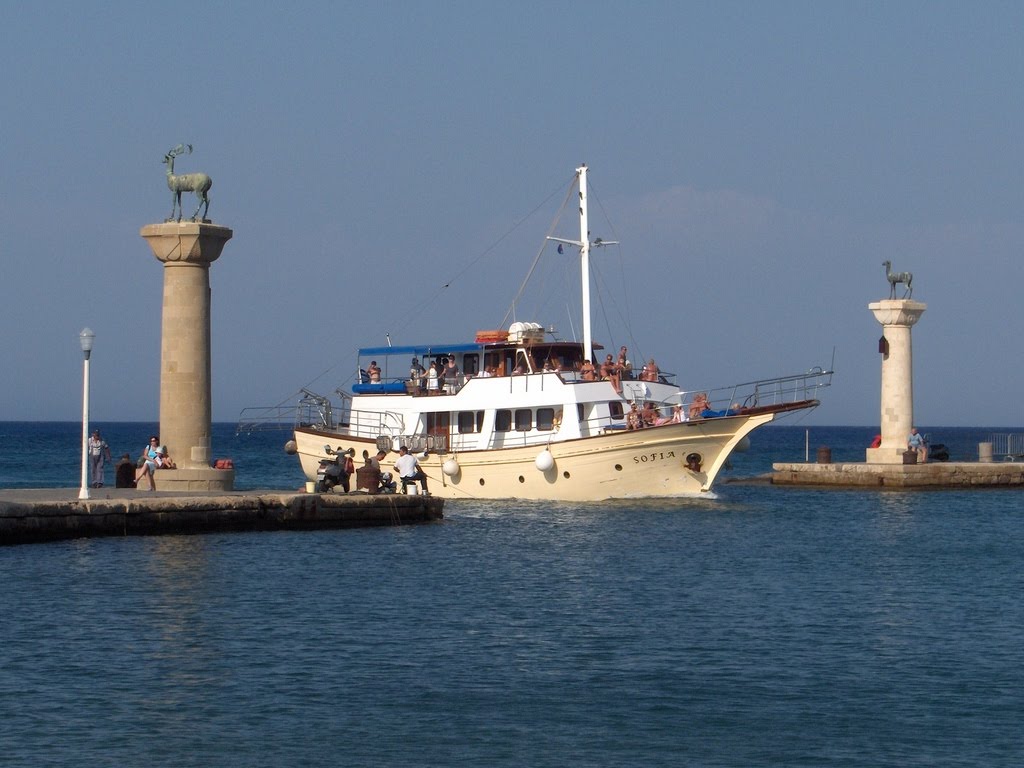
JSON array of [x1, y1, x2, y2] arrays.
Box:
[[294, 412, 777, 501]]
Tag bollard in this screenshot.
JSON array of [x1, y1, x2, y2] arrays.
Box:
[[979, 442, 993, 463], [816, 446, 832, 464]]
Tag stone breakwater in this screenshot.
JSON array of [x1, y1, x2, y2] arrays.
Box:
[[0, 490, 443, 546], [771, 461, 1024, 488]]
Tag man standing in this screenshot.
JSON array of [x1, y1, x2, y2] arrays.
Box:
[[908, 428, 928, 463], [88, 429, 112, 488], [394, 445, 429, 494]]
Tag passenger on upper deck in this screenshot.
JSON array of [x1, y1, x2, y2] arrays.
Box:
[[426, 361, 440, 393], [443, 356, 459, 394], [640, 359, 660, 382], [368, 360, 381, 383], [601, 354, 622, 394], [580, 359, 596, 381], [477, 366, 493, 378], [618, 346, 632, 380], [409, 357, 424, 389]]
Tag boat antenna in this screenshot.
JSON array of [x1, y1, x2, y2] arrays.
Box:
[[386, 333, 392, 348]]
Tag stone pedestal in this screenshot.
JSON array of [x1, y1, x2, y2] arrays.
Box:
[[866, 299, 926, 464], [141, 221, 234, 491]]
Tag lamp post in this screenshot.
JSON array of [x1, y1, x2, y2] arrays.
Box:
[[78, 328, 95, 500]]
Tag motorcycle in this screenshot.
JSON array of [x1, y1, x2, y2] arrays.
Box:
[[316, 445, 348, 492], [924, 435, 950, 462]]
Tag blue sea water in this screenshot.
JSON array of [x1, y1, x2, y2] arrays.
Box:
[[2, 423, 1023, 766]]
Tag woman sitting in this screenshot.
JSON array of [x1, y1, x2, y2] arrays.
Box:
[[135, 435, 160, 491]]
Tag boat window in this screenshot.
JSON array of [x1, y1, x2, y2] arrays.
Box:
[[609, 402, 624, 421], [537, 408, 555, 431], [515, 409, 532, 432], [463, 353, 479, 376], [495, 410, 512, 432], [458, 410, 484, 433]]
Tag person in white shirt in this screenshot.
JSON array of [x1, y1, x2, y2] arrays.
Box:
[[394, 445, 428, 494]]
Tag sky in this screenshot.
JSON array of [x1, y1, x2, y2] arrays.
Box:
[[1, 1, 1021, 427]]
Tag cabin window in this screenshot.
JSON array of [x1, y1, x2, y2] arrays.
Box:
[[609, 402, 624, 421], [463, 353, 479, 376], [537, 408, 555, 431], [495, 410, 512, 432], [515, 409, 532, 432], [458, 411, 484, 433]]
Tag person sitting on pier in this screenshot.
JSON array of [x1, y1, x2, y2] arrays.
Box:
[[154, 446, 176, 470], [135, 435, 160, 491], [394, 445, 429, 494], [908, 427, 928, 463]]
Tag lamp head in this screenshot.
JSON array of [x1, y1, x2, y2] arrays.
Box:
[[79, 328, 95, 357]]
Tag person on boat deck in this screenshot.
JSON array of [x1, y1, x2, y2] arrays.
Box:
[[367, 361, 381, 383], [689, 392, 710, 420], [580, 359, 596, 381], [617, 346, 632, 380], [135, 435, 160, 491], [443, 356, 459, 394], [627, 402, 644, 430], [601, 354, 622, 394], [642, 402, 660, 426], [394, 445, 429, 494], [426, 361, 440, 393], [908, 427, 928, 463], [640, 359, 660, 382], [477, 366, 493, 378], [409, 357, 424, 389], [512, 362, 527, 375]]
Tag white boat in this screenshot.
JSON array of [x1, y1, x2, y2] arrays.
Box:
[[268, 166, 830, 500]]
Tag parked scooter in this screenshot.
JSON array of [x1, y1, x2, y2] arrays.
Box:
[[924, 435, 950, 462], [316, 445, 347, 492]]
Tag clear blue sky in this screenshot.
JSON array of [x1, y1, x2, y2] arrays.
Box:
[[2, 1, 1021, 427]]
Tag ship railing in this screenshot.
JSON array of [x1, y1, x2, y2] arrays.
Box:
[[236, 388, 345, 434], [696, 367, 834, 414]]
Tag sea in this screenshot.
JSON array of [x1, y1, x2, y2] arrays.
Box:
[[1, 422, 1022, 767]]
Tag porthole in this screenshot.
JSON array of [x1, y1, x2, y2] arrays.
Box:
[[479, 478, 485, 486], [518, 476, 525, 483], [562, 471, 570, 479], [614, 464, 622, 471]]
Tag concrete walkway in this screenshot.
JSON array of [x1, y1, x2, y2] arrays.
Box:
[[0, 488, 443, 546], [772, 461, 1024, 488]]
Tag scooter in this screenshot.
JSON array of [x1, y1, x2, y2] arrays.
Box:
[[316, 445, 347, 492], [924, 435, 950, 462]]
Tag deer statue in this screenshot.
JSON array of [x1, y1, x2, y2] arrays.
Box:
[[883, 260, 913, 299], [163, 144, 212, 222]]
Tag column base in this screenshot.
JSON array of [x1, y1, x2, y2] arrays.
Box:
[[866, 447, 914, 464], [153, 467, 235, 492]]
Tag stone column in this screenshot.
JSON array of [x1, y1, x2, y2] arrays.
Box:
[[141, 221, 234, 491], [866, 299, 926, 464]]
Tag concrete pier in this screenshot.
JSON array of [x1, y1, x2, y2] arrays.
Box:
[[0, 489, 443, 546], [772, 461, 1024, 488]]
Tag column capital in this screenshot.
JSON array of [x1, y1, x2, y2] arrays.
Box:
[[141, 221, 233, 265], [868, 299, 927, 327]]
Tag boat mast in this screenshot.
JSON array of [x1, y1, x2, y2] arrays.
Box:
[[578, 165, 593, 364]]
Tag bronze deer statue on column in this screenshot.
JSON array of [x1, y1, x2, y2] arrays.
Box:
[[163, 144, 212, 222], [883, 260, 913, 299]]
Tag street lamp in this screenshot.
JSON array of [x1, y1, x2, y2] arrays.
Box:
[[78, 328, 95, 500]]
